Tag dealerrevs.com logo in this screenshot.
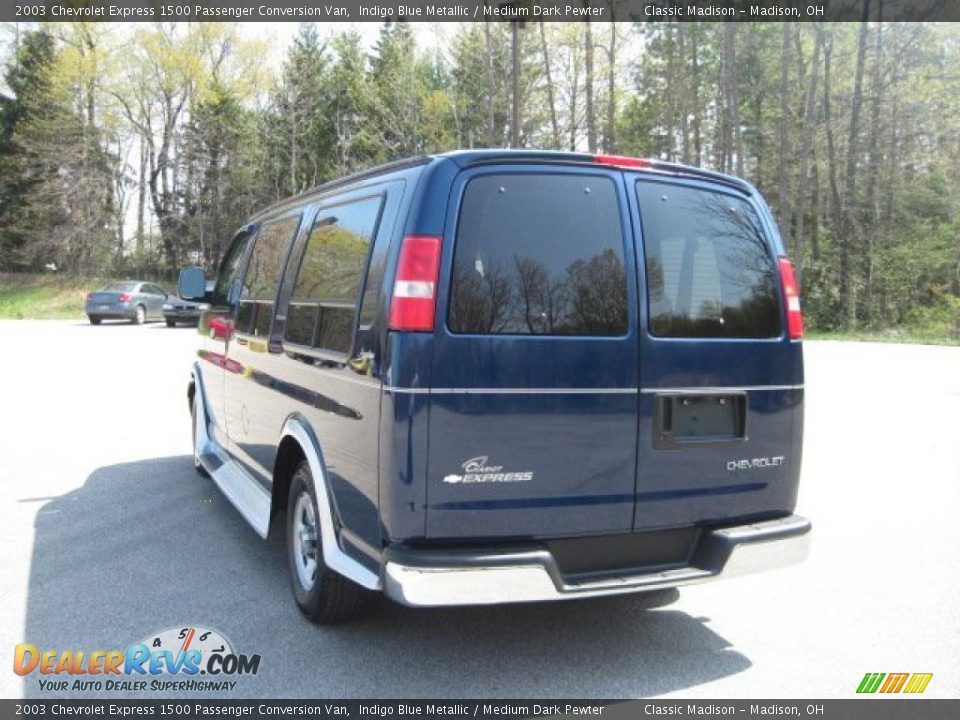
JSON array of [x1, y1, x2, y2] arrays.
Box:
[[13, 626, 261, 693]]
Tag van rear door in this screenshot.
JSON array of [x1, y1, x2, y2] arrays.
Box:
[[628, 176, 804, 530], [425, 165, 640, 540]]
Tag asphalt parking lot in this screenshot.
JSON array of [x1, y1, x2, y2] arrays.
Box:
[[0, 320, 957, 699]]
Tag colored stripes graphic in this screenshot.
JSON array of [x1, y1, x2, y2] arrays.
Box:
[[857, 672, 933, 694]]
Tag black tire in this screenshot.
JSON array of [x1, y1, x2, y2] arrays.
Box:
[[88, 316, 101, 325], [132, 305, 146, 324], [286, 460, 365, 623], [165, 318, 176, 328], [191, 398, 210, 479]]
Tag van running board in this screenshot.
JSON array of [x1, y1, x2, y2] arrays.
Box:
[[201, 448, 271, 539], [192, 371, 271, 539]]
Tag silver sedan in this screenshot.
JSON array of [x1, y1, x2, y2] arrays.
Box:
[[84, 281, 169, 325]]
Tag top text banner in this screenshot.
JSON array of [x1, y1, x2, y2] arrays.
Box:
[[2, 0, 958, 23]]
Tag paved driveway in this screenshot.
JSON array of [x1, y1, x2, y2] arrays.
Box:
[[0, 321, 957, 698]]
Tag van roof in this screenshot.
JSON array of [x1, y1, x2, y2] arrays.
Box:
[[439, 149, 753, 193], [252, 149, 752, 222]]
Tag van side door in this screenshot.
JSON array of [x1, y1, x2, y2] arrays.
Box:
[[200, 229, 255, 449], [224, 212, 304, 485], [276, 182, 405, 553]]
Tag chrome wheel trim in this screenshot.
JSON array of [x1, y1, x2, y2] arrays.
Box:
[[292, 490, 319, 591], [136, 306, 145, 324]]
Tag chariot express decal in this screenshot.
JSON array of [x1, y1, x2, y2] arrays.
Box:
[[13, 626, 260, 693], [443, 456, 534, 485]]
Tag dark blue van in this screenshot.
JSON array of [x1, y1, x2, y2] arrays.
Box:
[[178, 150, 810, 623]]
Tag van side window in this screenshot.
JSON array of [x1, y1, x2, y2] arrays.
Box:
[[449, 174, 628, 336], [212, 232, 253, 309], [286, 195, 383, 353], [637, 182, 781, 339], [236, 215, 301, 337]]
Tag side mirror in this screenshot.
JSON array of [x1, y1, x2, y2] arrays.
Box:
[[178, 266, 207, 301]]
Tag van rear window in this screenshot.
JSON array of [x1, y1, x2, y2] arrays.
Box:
[[637, 182, 781, 339], [449, 173, 628, 336]]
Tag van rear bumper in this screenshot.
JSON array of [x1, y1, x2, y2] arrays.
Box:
[[382, 514, 810, 607]]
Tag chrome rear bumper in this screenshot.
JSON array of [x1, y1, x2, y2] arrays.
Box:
[[383, 515, 810, 607]]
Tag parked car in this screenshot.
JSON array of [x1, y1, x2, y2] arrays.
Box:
[[163, 284, 212, 327], [85, 281, 169, 325], [178, 150, 810, 623]]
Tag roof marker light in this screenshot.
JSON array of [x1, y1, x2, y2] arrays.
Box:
[[593, 155, 652, 169]]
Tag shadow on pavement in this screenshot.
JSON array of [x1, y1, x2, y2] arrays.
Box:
[[23, 456, 751, 698]]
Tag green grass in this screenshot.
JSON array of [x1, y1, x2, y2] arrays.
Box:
[[805, 329, 960, 347], [0, 273, 105, 319], [3, 272, 958, 346]]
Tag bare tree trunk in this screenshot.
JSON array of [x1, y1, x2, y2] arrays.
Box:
[[690, 23, 702, 166], [729, 25, 744, 177], [136, 133, 147, 255], [605, 19, 617, 153], [840, 1, 871, 328], [584, 16, 596, 153], [777, 22, 792, 243], [723, 23, 743, 176], [483, 18, 496, 146], [794, 27, 823, 288], [539, 21, 561, 149], [510, 21, 520, 148], [864, 9, 885, 326], [822, 27, 842, 235]]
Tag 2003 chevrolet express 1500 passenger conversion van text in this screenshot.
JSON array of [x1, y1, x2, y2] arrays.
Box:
[[178, 150, 810, 623]]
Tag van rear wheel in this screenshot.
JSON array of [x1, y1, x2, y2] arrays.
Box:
[[286, 460, 364, 623]]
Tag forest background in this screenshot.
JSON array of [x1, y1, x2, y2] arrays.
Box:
[[0, 19, 957, 341]]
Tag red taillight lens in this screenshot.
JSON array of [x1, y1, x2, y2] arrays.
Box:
[[388, 235, 442, 332], [118, 293, 132, 303], [777, 257, 804, 339], [85, 292, 92, 300], [593, 154, 651, 169]]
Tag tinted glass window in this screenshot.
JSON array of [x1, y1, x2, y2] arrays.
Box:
[[212, 232, 253, 308], [236, 215, 301, 336], [103, 282, 138, 292], [637, 182, 781, 338], [286, 195, 383, 353], [449, 174, 628, 336]]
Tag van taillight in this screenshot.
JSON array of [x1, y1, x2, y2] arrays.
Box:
[[389, 235, 442, 332], [777, 257, 804, 339]]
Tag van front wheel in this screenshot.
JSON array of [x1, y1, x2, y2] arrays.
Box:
[[286, 460, 364, 623]]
